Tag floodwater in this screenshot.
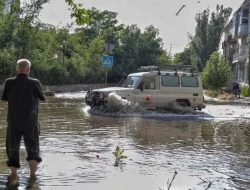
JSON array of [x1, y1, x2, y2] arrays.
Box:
[[0, 92, 250, 190]]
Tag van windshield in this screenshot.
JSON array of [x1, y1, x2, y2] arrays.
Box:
[[122, 76, 142, 88]]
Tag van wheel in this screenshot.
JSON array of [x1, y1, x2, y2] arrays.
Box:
[[176, 99, 190, 107]]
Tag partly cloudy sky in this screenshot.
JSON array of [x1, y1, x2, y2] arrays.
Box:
[[39, 0, 243, 54]]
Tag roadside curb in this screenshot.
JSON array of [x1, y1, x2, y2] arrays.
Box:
[[205, 98, 250, 106]]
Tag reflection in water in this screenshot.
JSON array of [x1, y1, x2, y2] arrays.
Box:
[[2, 175, 41, 190], [0, 96, 250, 189]]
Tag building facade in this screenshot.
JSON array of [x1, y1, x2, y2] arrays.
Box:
[[222, 0, 250, 84], [4, 0, 14, 13]]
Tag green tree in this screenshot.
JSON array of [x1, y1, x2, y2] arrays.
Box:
[[114, 24, 171, 78], [0, 1, 173, 85], [65, 0, 89, 25], [137, 25, 166, 66], [84, 36, 106, 83], [0, 47, 16, 83], [112, 25, 141, 77], [0, 1, 20, 82], [189, 5, 232, 72], [248, 46, 250, 95], [75, 8, 122, 46], [173, 46, 194, 65], [21, 0, 50, 23], [201, 51, 232, 90]]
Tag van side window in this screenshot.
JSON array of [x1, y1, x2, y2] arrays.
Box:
[[181, 76, 199, 87], [161, 75, 179, 87], [143, 77, 156, 89]]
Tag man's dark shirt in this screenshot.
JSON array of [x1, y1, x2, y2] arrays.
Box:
[[1, 74, 45, 126]]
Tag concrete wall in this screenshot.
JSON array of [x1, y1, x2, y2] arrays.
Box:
[[43, 83, 116, 93]]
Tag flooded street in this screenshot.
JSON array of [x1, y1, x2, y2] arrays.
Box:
[[0, 92, 250, 190]]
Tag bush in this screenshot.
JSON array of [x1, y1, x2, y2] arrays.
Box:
[[201, 51, 232, 90], [0, 48, 16, 83], [241, 84, 249, 97]]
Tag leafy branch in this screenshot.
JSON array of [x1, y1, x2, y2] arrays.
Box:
[[65, 0, 89, 25]]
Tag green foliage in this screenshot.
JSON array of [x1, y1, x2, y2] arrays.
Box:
[[173, 46, 194, 65], [187, 5, 232, 72], [113, 24, 171, 79], [241, 84, 249, 97], [65, 0, 89, 25], [201, 51, 232, 90], [112, 146, 128, 160], [113, 146, 127, 167], [248, 46, 250, 95], [0, 48, 16, 83], [21, 0, 50, 22], [84, 36, 106, 83], [0, 2, 171, 85]]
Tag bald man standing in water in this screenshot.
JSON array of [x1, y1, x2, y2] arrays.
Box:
[[1, 59, 46, 181]]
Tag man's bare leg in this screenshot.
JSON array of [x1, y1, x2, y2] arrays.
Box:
[[9, 167, 18, 178], [29, 160, 38, 179], [7, 166, 19, 186]]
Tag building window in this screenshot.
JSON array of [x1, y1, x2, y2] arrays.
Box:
[[242, 18, 248, 24], [241, 9, 248, 24]]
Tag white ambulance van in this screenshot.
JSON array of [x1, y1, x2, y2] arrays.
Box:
[[85, 66, 205, 110]]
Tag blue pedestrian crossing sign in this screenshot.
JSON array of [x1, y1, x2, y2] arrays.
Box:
[[102, 55, 113, 68]]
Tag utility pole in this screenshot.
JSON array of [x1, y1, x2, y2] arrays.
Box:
[[103, 39, 115, 87]]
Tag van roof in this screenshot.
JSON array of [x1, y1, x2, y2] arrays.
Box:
[[128, 70, 199, 77]]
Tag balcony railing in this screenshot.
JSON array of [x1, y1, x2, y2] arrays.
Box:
[[232, 50, 248, 63], [237, 24, 248, 36]]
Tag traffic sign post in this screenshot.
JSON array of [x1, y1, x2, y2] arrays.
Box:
[[102, 55, 113, 87], [102, 55, 113, 68]]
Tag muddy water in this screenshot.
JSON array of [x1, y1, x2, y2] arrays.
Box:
[[0, 94, 250, 190]]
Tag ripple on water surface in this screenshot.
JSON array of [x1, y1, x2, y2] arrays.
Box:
[[0, 94, 250, 189]]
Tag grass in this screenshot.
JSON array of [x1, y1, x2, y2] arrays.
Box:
[[206, 84, 250, 99], [241, 84, 249, 97], [205, 90, 236, 100]]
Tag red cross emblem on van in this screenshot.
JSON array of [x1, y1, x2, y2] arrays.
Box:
[[144, 96, 152, 104]]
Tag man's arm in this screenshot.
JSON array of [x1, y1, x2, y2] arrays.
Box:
[[1, 80, 9, 101], [36, 80, 46, 101]]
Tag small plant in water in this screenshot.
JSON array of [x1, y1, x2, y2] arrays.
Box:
[[112, 146, 128, 167]]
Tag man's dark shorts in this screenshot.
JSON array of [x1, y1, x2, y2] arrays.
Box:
[[6, 120, 42, 168]]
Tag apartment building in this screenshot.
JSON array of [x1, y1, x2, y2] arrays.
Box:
[[3, 0, 21, 14], [222, 0, 249, 84], [3, 0, 14, 13]]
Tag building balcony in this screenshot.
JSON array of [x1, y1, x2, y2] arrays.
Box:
[[237, 24, 248, 37], [232, 51, 248, 63]]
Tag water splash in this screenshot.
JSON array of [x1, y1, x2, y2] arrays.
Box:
[[158, 101, 194, 114], [91, 92, 194, 115], [56, 91, 86, 99], [90, 92, 145, 114], [84, 92, 250, 121]]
